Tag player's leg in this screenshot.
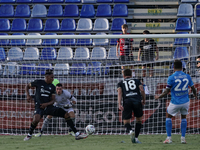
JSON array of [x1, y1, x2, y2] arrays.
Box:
[[68, 110, 76, 136], [142, 65, 146, 77], [149, 64, 154, 77]]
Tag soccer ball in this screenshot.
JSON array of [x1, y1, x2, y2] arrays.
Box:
[[85, 125, 95, 135]]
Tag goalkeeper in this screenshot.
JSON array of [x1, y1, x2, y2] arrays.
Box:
[[35, 83, 77, 137]]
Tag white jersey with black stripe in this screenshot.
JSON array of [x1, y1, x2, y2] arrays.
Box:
[[54, 89, 73, 108]]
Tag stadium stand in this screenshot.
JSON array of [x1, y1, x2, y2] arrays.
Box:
[[0, 47, 6, 61], [112, 4, 128, 17], [96, 4, 111, 17], [57, 47, 73, 60], [14, 4, 30, 17], [54, 63, 69, 76], [27, 19, 43, 32], [177, 3, 193, 17], [44, 19, 60, 31], [32, 0, 48, 2], [42, 33, 59, 46], [36, 63, 52, 75], [31, 4, 47, 18], [60, 19, 76, 31], [76, 18, 93, 31], [87, 62, 102, 75], [74, 47, 90, 59], [93, 18, 109, 31], [10, 33, 26, 46], [47, 5, 63, 17], [7, 47, 23, 61], [174, 32, 190, 45], [111, 18, 126, 31], [16, 0, 32, 2], [48, 0, 64, 2], [3, 62, 19, 77], [0, 33, 9, 46], [40, 47, 57, 60], [93, 32, 109, 46], [76, 33, 93, 46], [11, 19, 26, 32], [0, 4, 14, 17], [23, 47, 39, 60], [65, 0, 81, 3], [20, 64, 36, 75], [107, 47, 119, 60], [60, 33, 76, 46], [175, 18, 192, 31], [173, 47, 189, 60], [63, 4, 79, 17], [26, 33, 42, 45], [80, 5, 95, 18], [91, 47, 107, 59], [0, 19, 10, 31], [70, 63, 87, 75]]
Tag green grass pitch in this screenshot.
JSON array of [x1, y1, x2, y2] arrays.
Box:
[[0, 134, 200, 150]]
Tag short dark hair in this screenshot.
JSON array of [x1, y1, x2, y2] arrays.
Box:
[[123, 69, 132, 77], [143, 30, 150, 34], [56, 83, 62, 87], [121, 24, 128, 28], [174, 60, 182, 69], [45, 69, 53, 76], [197, 55, 200, 59], [138, 77, 143, 82]]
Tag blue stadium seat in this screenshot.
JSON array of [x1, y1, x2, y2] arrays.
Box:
[[20, 64, 36, 75], [16, 0, 32, 2], [76, 19, 92, 31], [91, 47, 106, 59], [77, 33, 92, 46], [112, 4, 128, 17], [70, 63, 86, 75], [0, 33, 9, 46], [10, 33, 26, 46], [181, 0, 197, 2], [42, 33, 59, 46], [81, 0, 96, 3], [44, 19, 60, 31], [11, 19, 26, 31], [110, 32, 121, 45], [24, 47, 39, 60], [173, 47, 189, 60], [36, 64, 52, 75], [196, 4, 200, 17], [0, 5, 14, 17], [7, 47, 23, 61], [174, 32, 190, 45], [113, 0, 129, 2], [0, 47, 6, 61], [0, 0, 15, 3], [32, 0, 48, 2], [0, 19, 10, 31], [93, 18, 109, 31], [54, 63, 69, 76], [3, 62, 20, 77], [40, 47, 57, 60], [60, 33, 76, 46], [197, 17, 200, 31], [65, 0, 80, 3], [102, 63, 112, 75], [87, 62, 101, 76], [48, 0, 64, 2], [93, 32, 109, 46], [57, 47, 73, 60], [27, 19, 43, 32], [96, 4, 111, 17], [31, 4, 47, 18], [107, 47, 118, 59], [63, 4, 79, 17], [60, 19, 76, 31], [175, 18, 192, 31], [74, 47, 90, 59], [14, 4, 30, 17], [96, 0, 112, 2], [47, 5, 63, 17], [26, 33, 42, 45], [111, 18, 126, 31], [80, 5, 95, 18], [177, 4, 193, 17]]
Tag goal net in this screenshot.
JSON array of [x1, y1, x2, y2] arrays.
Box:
[[0, 34, 199, 135]]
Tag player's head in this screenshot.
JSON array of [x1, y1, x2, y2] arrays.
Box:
[[121, 24, 128, 34], [56, 83, 63, 95], [197, 56, 200, 68], [174, 59, 182, 71], [143, 30, 150, 40], [45, 69, 54, 84], [123, 69, 132, 78]]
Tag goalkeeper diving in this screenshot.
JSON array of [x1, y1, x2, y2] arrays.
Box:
[[35, 83, 77, 137]]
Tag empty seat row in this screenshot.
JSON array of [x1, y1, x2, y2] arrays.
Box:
[[0, 4, 128, 18]]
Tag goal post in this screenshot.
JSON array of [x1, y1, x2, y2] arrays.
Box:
[[0, 34, 199, 135]]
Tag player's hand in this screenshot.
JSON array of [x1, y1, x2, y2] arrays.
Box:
[[40, 103, 48, 109], [156, 56, 159, 60], [118, 104, 124, 111], [155, 95, 159, 100], [116, 52, 119, 57], [27, 95, 32, 103], [137, 58, 140, 61], [142, 100, 145, 105]]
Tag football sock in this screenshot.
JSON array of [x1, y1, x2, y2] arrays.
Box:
[[166, 118, 172, 137], [124, 123, 132, 133], [181, 119, 187, 137], [69, 118, 76, 132], [41, 117, 51, 133], [29, 122, 37, 135], [66, 118, 77, 133], [135, 122, 142, 138]]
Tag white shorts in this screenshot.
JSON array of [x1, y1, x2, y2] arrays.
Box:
[[63, 108, 74, 113], [167, 101, 190, 116]]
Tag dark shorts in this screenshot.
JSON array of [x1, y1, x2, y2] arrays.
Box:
[[120, 55, 134, 64], [35, 105, 66, 118], [122, 99, 143, 120]]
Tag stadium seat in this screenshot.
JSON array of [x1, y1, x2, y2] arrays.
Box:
[[0, 47, 6, 61], [87, 62, 101, 75], [93, 18, 109, 31], [181, 0, 197, 2], [175, 18, 192, 31], [110, 32, 121, 45], [16, 0, 32, 3], [54, 63, 69, 76], [107, 47, 118, 59], [174, 32, 190, 45], [10, 33, 26, 46], [42, 33, 59, 46], [0, 33, 9, 46], [113, 0, 129, 2], [70, 63, 86, 75], [197, 17, 200, 31], [3, 62, 20, 77], [47, 5, 63, 17], [14, 4, 30, 17], [196, 4, 200, 17], [111, 18, 126, 31], [24, 47, 39, 60], [81, 0, 96, 3], [76, 19, 92, 31], [11, 19, 26, 31], [31, 4, 47, 18], [96, 0, 112, 2], [102, 62, 112, 75], [63, 5, 79, 17], [76, 33, 93, 46], [0, 0, 15, 3], [36, 64, 52, 75], [177, 4, 193, 17], [57, 47, 73, 60], [60, 19, 76, 31], [65, 0, 80, 3], [44, 19, 60, 31], [80, 5, 95, 18], [91, 47, 106, 59], [20, 64, 36, 75], [173, 47, 189, 60], [27, 19, 43, 32], [32, 0, 48, 2], [40, 47, 57, 60], [93, 32, 109, 46], [48, 0, 64, 2], [112, 4, 128, 17], [60, 33, 76, 46], [96, 4, 111, 17], [7, 47, 23, 61], [0, 5, 14, 17], [0, 19, 10, 31], [74, 47, 90, 59], [26, 33, 42, 45]]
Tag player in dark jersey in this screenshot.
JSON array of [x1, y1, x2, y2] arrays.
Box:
[[117, 69, 146, 143], [24, 69, 87, 141]]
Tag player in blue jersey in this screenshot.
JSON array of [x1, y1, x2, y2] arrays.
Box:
[[155, 60, 197, 144]]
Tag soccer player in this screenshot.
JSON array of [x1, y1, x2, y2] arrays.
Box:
[[138, 30, 159, 77], [24, 69, 87, 141], [155, 60, 197, 144], [35, 83, 77, 137], [196, 56, 200, 74], [117, 69, 146, 143]]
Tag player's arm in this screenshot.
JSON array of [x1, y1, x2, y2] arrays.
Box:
[[191, 85, 197, 100], [155, 88, 170, 100], [116, 42, 119, 57], [117, 87, 123, 111], [40, 94, 56, 109], [138, 48, 141, 61], [139, 85, 146, 105], [25, 83, 32, 102], [130, 39, 133, 56], [155, 45, 159, 60]]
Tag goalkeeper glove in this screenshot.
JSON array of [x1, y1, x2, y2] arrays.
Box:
[[63, 102, 73, 109]]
